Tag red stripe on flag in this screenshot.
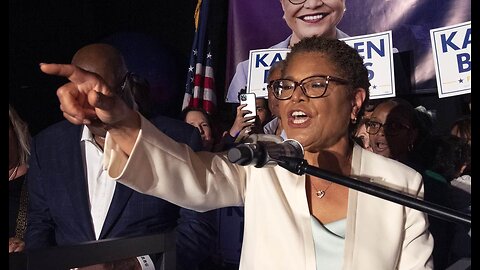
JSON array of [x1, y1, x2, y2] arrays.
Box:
[[194, 74, 204, 86], [203, 76, 214, 90], [202, 100, 215, 113]]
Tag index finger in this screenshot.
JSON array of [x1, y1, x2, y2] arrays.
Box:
[[40, 63, 76, 77], [40, 63, 112, 96]]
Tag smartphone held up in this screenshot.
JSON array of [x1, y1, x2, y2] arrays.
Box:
[[239, 93, 256, 123]]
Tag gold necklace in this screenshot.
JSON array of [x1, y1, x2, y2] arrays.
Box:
[[311, 180, 333, 199]]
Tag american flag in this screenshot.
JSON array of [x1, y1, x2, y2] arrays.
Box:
[[182, 0, 217, 114]]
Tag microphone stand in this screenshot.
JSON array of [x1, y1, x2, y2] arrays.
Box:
[[277, 156, 471, 226]]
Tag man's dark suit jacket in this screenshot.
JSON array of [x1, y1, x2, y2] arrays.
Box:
[[25, 115, 217, 270]]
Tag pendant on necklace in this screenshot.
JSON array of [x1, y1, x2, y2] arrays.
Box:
[[316, 190, 326, 199]]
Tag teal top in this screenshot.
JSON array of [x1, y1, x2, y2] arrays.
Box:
[[311, 216, 346, 270]]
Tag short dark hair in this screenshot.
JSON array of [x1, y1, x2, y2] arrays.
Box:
[[450, 115, 471, 142], [286, 36, 371, 97], [425, 135, 471, 181]]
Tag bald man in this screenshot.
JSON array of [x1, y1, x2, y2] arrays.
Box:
[[25, 43, 217, 270]]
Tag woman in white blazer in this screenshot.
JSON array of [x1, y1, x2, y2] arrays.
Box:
[[41, 36, 433, 270]]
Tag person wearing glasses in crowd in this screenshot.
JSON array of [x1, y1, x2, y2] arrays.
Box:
[[40, 36, 433, 270], [225, 0, 349, 103], [365, 98, 424, 168]]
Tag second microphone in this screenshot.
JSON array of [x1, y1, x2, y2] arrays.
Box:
[[227, 138, 304, 168]]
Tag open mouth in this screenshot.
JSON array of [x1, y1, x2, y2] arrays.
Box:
[[291, 110, 309, 124], [374, 141, 389, 152]]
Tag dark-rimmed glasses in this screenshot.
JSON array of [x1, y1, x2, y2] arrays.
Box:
[[288, 0, 307, 5], [365, 120, 410, 136], [271, 75, 349, 100]]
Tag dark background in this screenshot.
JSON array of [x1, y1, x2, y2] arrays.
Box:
[[9, 0, 230, 136]]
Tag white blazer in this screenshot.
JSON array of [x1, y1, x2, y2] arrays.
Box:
[[105, 115, 434, 270]]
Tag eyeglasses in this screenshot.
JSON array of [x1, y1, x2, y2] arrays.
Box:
[[288, 0, 307, 5], [271, 75, 349, 100], [365, 120, 410, 136]]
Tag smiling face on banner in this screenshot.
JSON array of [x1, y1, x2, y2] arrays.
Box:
[[280, 0, 346, 44]]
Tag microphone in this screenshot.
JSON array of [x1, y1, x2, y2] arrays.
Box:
[[227, 134, 304, 168]]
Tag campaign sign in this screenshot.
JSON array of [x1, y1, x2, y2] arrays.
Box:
[[341, 31, 396, 100], [246, 48, 290, 98], [430, 21, 471, 98]]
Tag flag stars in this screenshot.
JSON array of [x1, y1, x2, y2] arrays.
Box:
[[189, 66, 194, 72], [207, 53, 212, 59], [193, 50, 198, 56]]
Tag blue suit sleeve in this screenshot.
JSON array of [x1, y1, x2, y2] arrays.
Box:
[[175, 208, 218, 270]]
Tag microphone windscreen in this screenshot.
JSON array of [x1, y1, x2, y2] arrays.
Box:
[[228, 144, 254, 165], [267, 139, 304, 160]]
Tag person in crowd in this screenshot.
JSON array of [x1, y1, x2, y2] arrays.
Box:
[[420, 135, 471, 211], [212, 97, 270, 150], [182, 106, 217, 152], [226, 0, 349, 103], [255, 97, 273, 130], [419, 135, 471, 270], [449, 115, 471, 194], [9, 104, 31, 253], [263, 60, 286, 138], [366, 97, 427, 170], [40, 36, 434, 270], [446, 114, 471, 267], [26, 43, 217, 270], [180, 105, 251, 153], [450, 115, 471, 145]]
